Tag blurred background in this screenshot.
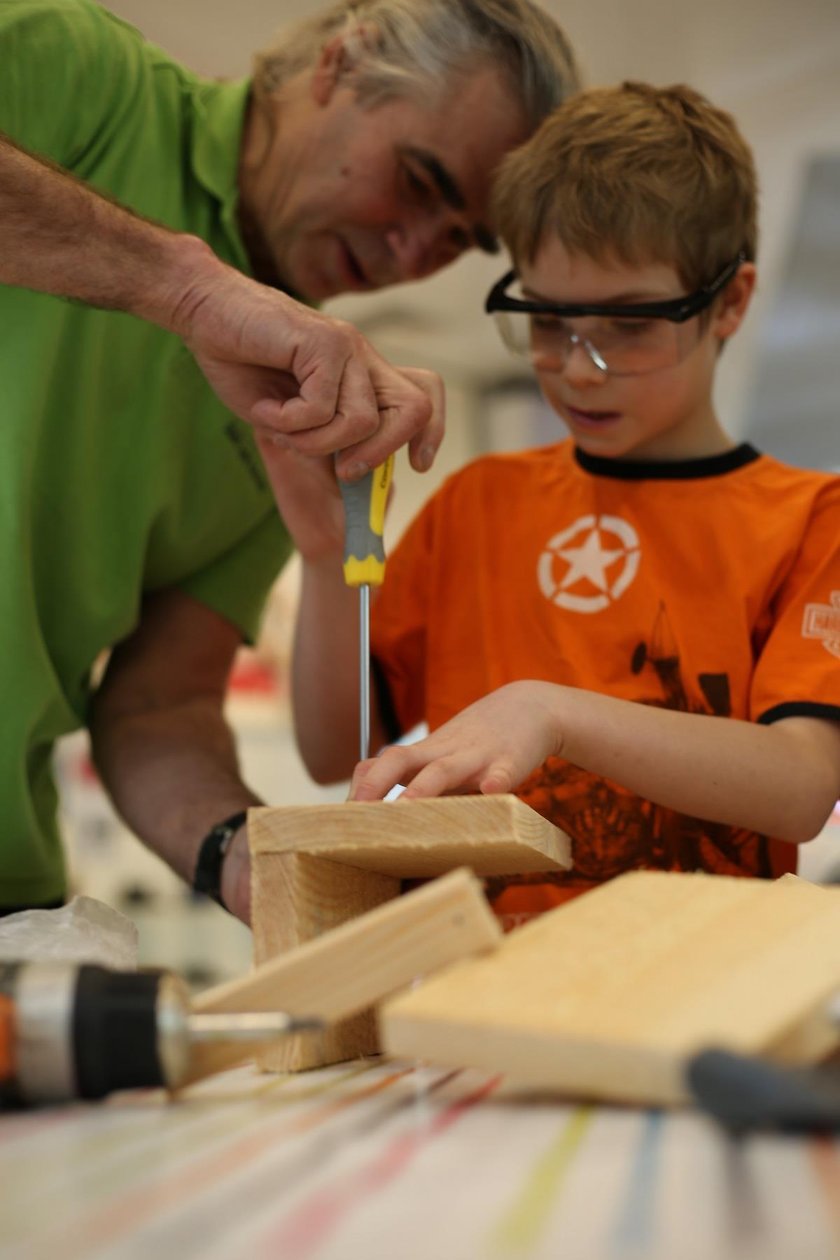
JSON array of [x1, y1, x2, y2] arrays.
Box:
[[56, 0, 840, 982]]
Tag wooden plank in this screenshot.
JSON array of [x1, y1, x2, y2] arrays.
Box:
[[249, 794, 571, 1068], [184, 868, 501, 1086], [380, 871, 840, 1107], [251, 852, 399, 1069], [248, 794, 573, 877]]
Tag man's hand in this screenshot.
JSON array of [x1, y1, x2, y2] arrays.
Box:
[[0, 136, 444, 482], [255, 366, 443, 556], [169, 253, 445, 481]]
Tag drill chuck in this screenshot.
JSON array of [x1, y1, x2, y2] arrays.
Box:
[[0, 961, 308, 1105]]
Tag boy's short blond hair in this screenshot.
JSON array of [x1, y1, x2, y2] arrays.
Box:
[[492, 81, 757, 289]]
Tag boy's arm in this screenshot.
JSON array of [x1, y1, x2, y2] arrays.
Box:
[[350, 680, 840, 844], [256, 440, 388, 783], [293, 555, 390, 782], [257, 369, 441, 783]]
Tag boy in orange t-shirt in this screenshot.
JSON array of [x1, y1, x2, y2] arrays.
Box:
[[272, 83, 840, 925]]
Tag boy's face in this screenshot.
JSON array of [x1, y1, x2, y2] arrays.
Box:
[[519, 239, 752, 461]]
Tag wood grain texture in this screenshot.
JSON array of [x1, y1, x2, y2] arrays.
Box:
[[248, 794, 572, 876], [249, 794, 570, 1068], [184, 868, 501, 1086], [380, 871, 840, 1107], [251, 853, 399, 1069]]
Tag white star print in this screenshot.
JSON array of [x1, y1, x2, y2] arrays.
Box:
[[557, 528, 626, 592]]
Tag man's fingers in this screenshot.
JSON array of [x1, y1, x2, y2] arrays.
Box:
[[402, 368, 446, 473], [251, 370, 373, 439], [333, 361, 441, 479], [194, 276, 445, 471]]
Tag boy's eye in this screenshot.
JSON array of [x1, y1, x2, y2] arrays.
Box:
[[531, 314, 566, 333], [610, 318, 655, 336]]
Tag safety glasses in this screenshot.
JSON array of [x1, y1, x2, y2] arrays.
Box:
[[484, 253, 745, 377]]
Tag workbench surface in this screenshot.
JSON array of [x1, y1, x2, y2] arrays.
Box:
[[2, 1058, 839, 1260]]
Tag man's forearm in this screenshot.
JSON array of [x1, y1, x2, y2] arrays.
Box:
[[89, 697, 259, 920], [0, 134, 444, 474], [0, 132, 219, 329]]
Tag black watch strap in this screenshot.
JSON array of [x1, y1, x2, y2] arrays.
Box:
[[192, 810, 248, 908]]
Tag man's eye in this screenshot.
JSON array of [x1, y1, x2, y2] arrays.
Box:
[[449, 226, 471, 253], [402, 164, 436, 206]]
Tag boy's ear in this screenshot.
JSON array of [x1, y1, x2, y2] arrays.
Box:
[[712, 261, 757, 340]]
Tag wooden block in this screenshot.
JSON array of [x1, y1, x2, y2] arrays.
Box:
[[380, 870, 840, 1107], [185, 868, 501, 1086], [251, 852, 399, 1069], [248, 794, 572, 876], [249, 795, 571, 1068]]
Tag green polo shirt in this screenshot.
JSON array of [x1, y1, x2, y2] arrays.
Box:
[[0, 0, 293, 905]]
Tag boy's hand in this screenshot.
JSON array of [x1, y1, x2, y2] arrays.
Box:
[[256, 438, 344, 564], [349, 681, 563, 801]]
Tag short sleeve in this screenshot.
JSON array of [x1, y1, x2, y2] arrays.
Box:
[[751, 479, 840, 725], [178, 511, 293, 645], [0, 0, 145, 162]]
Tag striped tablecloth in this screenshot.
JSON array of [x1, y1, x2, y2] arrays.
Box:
[[2, 1058, 838, 1260]]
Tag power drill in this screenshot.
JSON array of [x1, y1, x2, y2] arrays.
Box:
[[0, 960, 313, 1105]]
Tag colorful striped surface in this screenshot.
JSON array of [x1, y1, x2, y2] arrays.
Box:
[[1, 1060, 838, 1260]]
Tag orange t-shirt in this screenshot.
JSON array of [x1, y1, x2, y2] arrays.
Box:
[[372, 441, 840, 925]]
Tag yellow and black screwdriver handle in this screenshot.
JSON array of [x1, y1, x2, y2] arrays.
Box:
[[339, 454, 395, 588]]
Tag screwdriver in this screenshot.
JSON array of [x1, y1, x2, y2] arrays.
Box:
[[340, 455, 395, 761], [0, 960, 321, 1105]]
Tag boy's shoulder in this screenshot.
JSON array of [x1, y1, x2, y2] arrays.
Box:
[[439, 438, 575, 496], [732, 449, 840, 508]]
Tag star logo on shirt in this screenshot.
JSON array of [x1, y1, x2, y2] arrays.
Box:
[[538, 515, 640, 613], [802, 590, 840, 658]]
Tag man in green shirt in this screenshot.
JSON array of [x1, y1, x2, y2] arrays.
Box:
[[0, 0, 578, 921]]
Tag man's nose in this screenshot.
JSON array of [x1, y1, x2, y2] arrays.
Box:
[[385, 215, 466, 281]]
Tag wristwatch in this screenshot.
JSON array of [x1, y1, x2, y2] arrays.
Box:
[[191, 810, 248, 908]]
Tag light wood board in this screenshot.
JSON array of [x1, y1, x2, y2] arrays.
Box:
[[185, 868, 500, 1084], [248, 794, 573, 877], [248, 794, 571, 1069], [380, 870, 840, 1106]]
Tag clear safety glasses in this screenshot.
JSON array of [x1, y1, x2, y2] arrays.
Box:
[[484, 254, 744, 377]]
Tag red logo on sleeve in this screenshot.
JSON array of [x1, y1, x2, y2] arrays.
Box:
[[802, 591, 840, 658]]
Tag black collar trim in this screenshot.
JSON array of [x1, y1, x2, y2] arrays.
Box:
[[574, 443, 761, 481]]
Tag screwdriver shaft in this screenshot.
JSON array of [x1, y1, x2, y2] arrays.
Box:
[[359, 583, 371, 762]]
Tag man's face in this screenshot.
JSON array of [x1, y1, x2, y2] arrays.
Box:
[[251, 60, 529, 301]]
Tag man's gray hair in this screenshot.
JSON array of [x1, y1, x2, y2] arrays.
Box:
[[253, 0, 580, 129]]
